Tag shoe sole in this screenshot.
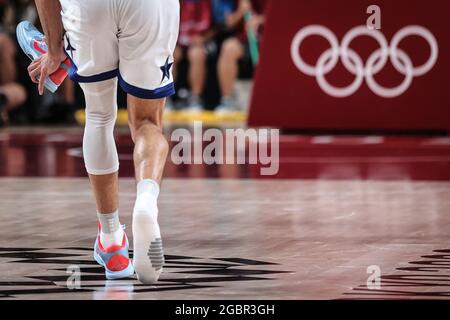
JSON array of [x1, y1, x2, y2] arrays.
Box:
[[133, 213, 164, 284]]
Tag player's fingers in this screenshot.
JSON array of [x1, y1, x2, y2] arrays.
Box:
[[32, 55, 44, 64], [28, 62, 40, 74], [27, 57, 42, 73], [28, 68, 40, 84], [28, 59, 42, 78], [38, 65, 47, 95], [29, 67, 41, 83]]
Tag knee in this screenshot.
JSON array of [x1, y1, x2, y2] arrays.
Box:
[[85, 107, 117, 127], [219, 38, 243, 62], [81, 81, 117, 127], [131, 113, 162, 134], [128, 97, 165, 131], [128, 103, 168, 153], [187, 45, 206, 63]]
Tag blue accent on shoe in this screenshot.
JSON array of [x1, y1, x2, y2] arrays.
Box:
[[118, 73, 176, 99], [16, 21, 43, 60]]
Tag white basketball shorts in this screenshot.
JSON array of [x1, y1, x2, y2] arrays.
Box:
[[59, 0, 180, 99]]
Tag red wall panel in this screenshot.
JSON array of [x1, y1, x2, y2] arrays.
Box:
[[248, 0, 450, 130]]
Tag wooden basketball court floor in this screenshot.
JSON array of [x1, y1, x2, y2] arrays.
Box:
[[1, 128, 450, 300]]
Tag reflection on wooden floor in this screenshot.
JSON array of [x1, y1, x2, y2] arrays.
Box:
[[1, 127, 450, 180], [0, 178, 449, 299]]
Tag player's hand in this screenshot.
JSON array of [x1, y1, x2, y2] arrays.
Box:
[[27, 47, 66, 95]]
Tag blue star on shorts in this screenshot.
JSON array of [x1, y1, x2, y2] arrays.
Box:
[[160, 57, 173, 84]]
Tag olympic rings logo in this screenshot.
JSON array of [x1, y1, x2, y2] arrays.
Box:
[[290, 25, 439, 98]]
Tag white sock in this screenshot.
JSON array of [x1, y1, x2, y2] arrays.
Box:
[[133, 179, 164, 284], [97, 210, 124, 249], [134, 179, 159, 220]]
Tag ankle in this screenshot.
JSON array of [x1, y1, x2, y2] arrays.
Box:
[[137, 179, 160, 198], [134, 180, 159, 217], [100, 227, 124, 248], [97, 210, 124, 248]]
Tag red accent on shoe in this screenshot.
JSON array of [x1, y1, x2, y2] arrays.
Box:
[[106, 254, 130, 272], [49, 60, 70, 85], [33, 40, 46, 54]]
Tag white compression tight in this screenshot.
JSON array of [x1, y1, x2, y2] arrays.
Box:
[[80, 78, 119, 175]]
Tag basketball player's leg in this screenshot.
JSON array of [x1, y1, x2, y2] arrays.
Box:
[[89, 173, 119, 214], [127, 96, 167, 253], [126, 97, 168, 284], [128, 96, 168, 183], [80, 80, 134, 279], [60, 0, 134, 279], [80, 79, 119, 213], [117, 0, 179, 283]]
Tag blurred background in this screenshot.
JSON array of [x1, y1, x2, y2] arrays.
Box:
[[0, 0, 449, 180], [0, 0, 266, 127]]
